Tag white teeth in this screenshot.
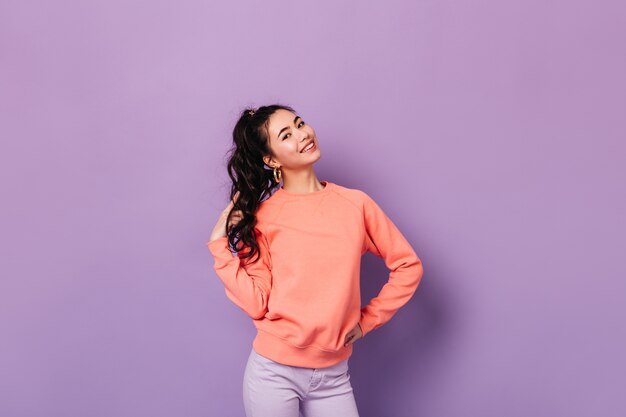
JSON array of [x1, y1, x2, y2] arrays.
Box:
[[302, 142, 314, 152]]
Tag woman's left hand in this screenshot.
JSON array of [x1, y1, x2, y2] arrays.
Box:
[[344, 323, 363, 347]]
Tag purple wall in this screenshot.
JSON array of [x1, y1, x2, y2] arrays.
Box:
[[1, 1, 624, 416]]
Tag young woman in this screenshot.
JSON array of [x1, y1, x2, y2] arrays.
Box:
[[207, 104, 424, 417]]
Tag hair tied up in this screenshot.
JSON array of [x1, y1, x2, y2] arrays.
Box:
[[226, 103, 297, 264]]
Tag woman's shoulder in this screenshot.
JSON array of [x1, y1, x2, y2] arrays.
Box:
[[330, 181, 371, 203], [254, 189, 284, 227]]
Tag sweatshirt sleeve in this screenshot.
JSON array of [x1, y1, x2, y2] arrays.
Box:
[[358, 191, 424, 338], [206, 228, 273, 320]]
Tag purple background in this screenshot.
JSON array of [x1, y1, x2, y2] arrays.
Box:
[[1, 1, 624, 416]]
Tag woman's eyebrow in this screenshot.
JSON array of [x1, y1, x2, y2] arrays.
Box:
[[277, 116, 301, 139]]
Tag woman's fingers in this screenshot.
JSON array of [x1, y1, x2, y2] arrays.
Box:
[[228, 210, 244, 226], [344, 323, 363, 346], [224, 191, 242, 219], [225, 190, 239, 210], [211, 191, 242, 241], [344, 329, 356, 346], [221, 192, 243, 234], [230, 190, 241, 207]]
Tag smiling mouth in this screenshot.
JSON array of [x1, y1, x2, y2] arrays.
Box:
[[301, 140, 316, 153]]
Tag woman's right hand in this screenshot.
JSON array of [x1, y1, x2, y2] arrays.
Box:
[[209, 190, 242, 243]]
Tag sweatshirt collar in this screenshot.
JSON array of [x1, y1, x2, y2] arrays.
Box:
[[274, 180, 333, 199]]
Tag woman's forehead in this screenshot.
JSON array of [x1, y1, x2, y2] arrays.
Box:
[[268, 110, 298, 138]]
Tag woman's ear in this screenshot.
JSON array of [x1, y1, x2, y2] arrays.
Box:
[[263, 155, 277, 169]]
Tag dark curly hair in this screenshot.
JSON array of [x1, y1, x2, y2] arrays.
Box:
[[223, 103, 297, 265]]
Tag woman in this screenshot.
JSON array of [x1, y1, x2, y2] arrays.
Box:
[[207, 104, 424, 417]]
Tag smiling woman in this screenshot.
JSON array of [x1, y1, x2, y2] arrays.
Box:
[[266, 110, 321, 167], [206, 103, 424, 417]]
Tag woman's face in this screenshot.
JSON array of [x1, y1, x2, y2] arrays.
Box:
[[263, 109, 320, 170]]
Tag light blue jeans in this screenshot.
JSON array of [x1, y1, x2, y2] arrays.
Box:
[[243, 347, 361, 417]]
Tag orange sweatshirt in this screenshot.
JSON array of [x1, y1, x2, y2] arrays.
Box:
[[207, 180, 424, 368]]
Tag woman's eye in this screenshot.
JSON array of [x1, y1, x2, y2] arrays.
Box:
[[282, 121, 306, 140]]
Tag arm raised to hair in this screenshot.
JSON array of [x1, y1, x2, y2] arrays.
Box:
[[207, 228, 272, 320]]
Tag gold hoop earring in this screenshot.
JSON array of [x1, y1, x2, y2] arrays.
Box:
[[273, 166, 282, 183]]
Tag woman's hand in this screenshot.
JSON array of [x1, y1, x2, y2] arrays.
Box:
[[209, 190, 242, 243], [344, 323, 363, 347]]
